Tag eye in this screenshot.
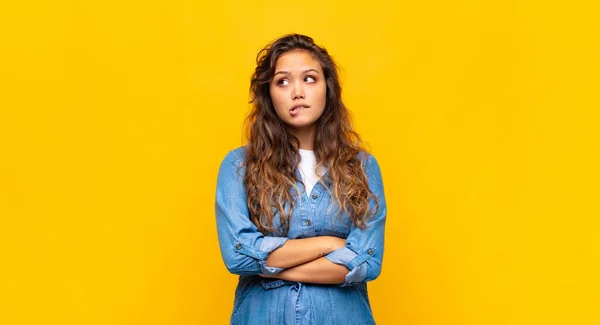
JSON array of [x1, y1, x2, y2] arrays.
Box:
[[277, 79, 289, 86], [305, 75, 316, 83]]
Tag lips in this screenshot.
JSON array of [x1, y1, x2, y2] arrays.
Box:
[[290, 104, 309, 116]]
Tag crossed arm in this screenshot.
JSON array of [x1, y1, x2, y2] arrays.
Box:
[[259, 236, 350, 284], [215, 149, 386, 286]]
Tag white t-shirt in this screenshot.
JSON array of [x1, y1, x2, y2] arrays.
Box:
[[298, 149, 327, 196]]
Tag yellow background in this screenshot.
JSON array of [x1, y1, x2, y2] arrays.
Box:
[[1, 0, 599, 324]]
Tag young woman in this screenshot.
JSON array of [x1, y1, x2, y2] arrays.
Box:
[[215, 34, 387, 325]]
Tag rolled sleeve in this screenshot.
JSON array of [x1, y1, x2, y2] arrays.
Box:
[[215, 148, 289, 276], [324, 154, 387, 286], [259, 237, 289, 275], [324, 246, 368, 286]]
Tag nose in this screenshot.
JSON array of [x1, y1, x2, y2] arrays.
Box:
[[292, 82, 304, 99]]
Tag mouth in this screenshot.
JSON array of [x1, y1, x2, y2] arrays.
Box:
[[290, 104, 310, 116]]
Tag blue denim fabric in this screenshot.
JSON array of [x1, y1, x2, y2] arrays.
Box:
[[215, 146, 387, 325]]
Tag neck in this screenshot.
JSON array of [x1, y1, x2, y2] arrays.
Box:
[[288, 126, 316, 150]]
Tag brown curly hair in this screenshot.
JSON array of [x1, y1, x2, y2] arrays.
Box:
[[243, 33, 379, 236]]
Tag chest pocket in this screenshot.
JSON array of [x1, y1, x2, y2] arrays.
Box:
[[279, 180, 355, 239]]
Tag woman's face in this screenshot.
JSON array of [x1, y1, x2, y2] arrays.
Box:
[[269, 49, 327, 134]]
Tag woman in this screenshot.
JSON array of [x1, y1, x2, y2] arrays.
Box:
[[215, 33, 387, 325]]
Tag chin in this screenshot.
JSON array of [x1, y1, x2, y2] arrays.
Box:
[[286, 121, 317, 130]]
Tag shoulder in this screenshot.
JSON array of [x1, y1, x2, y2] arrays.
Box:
[[357, 151, 383, 181], [357, 151, 380, 169], [221, 146, 247, 166], [217, 146, 248, 181]]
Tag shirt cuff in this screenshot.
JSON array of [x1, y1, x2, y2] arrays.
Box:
[[325, 246, 368, 286], [259, 236, 289, 275]]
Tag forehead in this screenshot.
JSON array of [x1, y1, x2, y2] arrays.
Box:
[[274, 50, 323, 73]]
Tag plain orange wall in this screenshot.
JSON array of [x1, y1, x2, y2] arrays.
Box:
[[1, 1, 599, 324]]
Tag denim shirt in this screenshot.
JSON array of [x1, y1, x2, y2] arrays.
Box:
[[215, 146, 387, 325]]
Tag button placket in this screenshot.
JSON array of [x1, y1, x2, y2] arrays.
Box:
[[309, 186, 321, 209], [301, 187, 317, 237]]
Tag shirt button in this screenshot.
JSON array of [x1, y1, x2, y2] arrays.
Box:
[[235, 244, 242, 250], [312, 193, 318, 199], [304, 220, 311, 226], [367, 249, 374, 255]]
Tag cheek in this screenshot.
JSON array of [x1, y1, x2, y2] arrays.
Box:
[[315, 84, 327, 106], [269, 87, 282, 106], [269, 88, 288, 115]]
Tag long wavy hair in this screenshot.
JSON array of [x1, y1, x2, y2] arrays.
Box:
[[243, 33, 379, 236]]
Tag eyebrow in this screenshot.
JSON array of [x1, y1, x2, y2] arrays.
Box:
[[274, 69, 320, 76]]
